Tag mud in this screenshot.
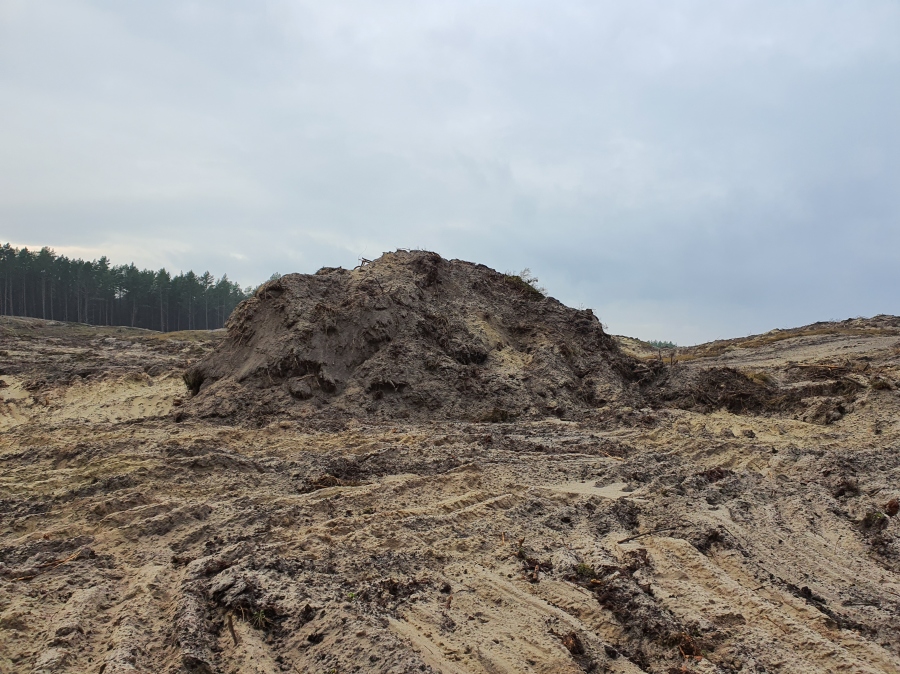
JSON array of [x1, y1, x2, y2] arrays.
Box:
[[2, 300, 900, 672], [182, 251, 635, 424]]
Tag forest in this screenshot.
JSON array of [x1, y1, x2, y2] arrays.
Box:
[[0, 243, 252, 332]]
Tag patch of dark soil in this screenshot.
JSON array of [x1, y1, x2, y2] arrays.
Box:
[[174, 583, 218, 673], [515, 544, 554, 583], [591, 498, 643, 536], [355, 576, 431, 610], [695, 467, 733, 483], [182, 251, 637, 423], [867, 531, 900, 573], [688, 527, 742, 555], [650, 366, 792, 414], [594, 571, 706, 668], [300, 447, 469, 487], [784, 581, 876, 636], [298, 474, 361, 493], [0, 496, 52, 519]]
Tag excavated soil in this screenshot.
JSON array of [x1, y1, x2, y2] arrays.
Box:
[[2, 295, 900, 672], [182, 251, 635, 424]]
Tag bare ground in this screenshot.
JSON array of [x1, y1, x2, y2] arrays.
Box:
[[2, 315, 900, 673]]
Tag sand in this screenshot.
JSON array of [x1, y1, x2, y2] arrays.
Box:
[[1, 314, 899, 673]]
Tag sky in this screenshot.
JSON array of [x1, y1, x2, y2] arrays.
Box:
[[1, 1, 898, 344]]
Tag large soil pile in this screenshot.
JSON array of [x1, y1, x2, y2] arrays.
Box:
[[183, 250, 637, 423]]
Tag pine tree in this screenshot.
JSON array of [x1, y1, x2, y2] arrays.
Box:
[[0, 243, 252, 331]]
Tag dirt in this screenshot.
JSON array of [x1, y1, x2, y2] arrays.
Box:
[[182, 251, 635, 424], [2, 255, 900, 673]]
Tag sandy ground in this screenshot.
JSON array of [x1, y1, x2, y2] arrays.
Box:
[[2, 315, 900, 673]]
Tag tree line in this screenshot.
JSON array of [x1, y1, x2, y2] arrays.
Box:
[[0, 243, 254, 332]]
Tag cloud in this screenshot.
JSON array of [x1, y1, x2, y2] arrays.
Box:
[[1, 0, 898, 343]]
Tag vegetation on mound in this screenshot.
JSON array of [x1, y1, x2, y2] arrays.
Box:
[[502, 268, 546, 299]]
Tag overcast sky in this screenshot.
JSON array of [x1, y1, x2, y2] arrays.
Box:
[[2, 1, 898, 344]]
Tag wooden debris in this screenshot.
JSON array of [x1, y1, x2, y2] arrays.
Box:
[[677, 632, 702, 659], [227, 613, 239, 646], [12, 547, 93, 582], [617, 527, 678, 544], [549, 629, 585, 656]]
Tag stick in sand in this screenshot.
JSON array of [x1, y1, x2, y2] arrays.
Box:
[[617, 527, 678, 544]]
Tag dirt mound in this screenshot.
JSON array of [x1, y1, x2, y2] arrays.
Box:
[[183, 251, 637, 423], [651, 366, 787, 414], [640, 359, 871, 423]]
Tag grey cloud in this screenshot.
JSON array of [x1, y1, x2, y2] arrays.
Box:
[[1, 0, 898, 343]]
